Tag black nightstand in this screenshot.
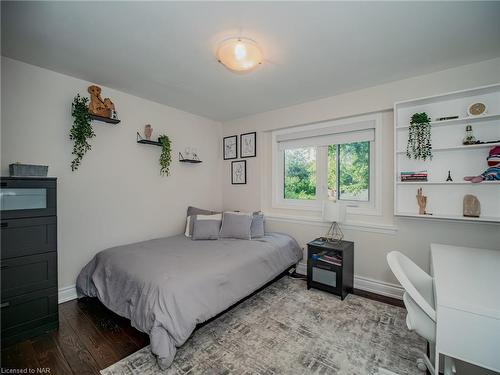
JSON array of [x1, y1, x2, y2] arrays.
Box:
[[307, 238, 354, 300]]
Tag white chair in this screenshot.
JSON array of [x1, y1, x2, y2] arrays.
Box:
[[387, 251, 452, 375]]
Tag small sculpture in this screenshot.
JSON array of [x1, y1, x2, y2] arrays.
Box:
[[462, 125, 477, 145], [446, 171, 453, 182], [416, 188, 427, 215], [463, 194, 480, 218], [144, 124, 153, 140], [88, 85, 115, 118], [464, 146, 500, 183]]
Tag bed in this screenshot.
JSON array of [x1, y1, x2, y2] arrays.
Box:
[[76, 232, 302, 369]]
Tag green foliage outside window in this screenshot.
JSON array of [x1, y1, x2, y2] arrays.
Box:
[[284, 142, 369, 202], [337, 142, 369, 200], [284, 148, 316, 199]]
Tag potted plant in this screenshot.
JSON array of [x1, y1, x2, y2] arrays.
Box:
[[407, 112, 432, 161], [159, 134, 172, 176], [70, 94, 95, 171]]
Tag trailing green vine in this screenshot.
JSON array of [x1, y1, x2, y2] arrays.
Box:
[[70, 94, 95, 171], [406, 112, 432, 161], [158, 135, 172, 176]]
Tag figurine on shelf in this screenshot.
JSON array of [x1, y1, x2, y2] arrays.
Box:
[[144, 124, 153, 140], [463, 194, 480, 218], [463, 146, 500, 183], [88, 85, 116, 118], [462, 125, 477, 145], [446, 171, 453, 182], [416, 188, 427, 215], [103, 98, 117, 119]]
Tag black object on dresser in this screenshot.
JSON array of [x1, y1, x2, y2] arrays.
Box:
[[1, 177, 58, 346], [307, 238, 354, 300]]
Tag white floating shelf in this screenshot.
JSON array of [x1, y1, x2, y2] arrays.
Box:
[[396, 212, 500, 223], [396, 181, 500, 185], [396, 142, 500, 154], [396, 113, 500, 130], [394, 83, 500, 224]]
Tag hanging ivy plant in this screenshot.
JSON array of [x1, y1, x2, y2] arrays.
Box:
[[70, 94, 95, 171], [406, 112, 432, 161], [158, 135, 172, 176]]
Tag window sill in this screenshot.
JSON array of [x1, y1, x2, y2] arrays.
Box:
[[264, 213, 398, 235]]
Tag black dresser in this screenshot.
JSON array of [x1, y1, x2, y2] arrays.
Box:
[[1, 177, 58, 346]]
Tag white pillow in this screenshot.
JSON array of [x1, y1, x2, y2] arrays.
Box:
[[184, 216, 191, 237]]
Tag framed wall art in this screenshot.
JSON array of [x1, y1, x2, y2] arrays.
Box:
[[231, 160, 247, 184], [240, 132, 256, 158], [223, 135, 238, 160]]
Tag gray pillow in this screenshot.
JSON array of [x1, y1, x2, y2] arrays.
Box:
[[191, 214, 222, 240], [250, 212, 265, 239], [187, 206, 216, 236], [219, 212, 252, 240]]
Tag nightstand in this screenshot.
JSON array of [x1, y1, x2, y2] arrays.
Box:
[[307, 238, 354, 300]]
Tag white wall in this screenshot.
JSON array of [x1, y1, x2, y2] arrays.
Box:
[[1, 57, 223, 289], [221, 57, 500, 291]]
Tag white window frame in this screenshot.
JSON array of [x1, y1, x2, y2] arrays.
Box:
[[272, 113, 383, 216]]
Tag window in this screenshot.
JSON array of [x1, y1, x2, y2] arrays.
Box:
[[284, 147, 316, 200], [272, 114, 382, 215], [328, 142, 370, 201]]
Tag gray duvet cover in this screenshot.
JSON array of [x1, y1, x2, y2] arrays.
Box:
[[76, 233, 302, 369]]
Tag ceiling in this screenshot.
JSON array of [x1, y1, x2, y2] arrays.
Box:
[[3, 2, 500, 122]]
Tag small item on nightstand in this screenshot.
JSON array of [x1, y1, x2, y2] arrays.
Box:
[[416, 188, 427, 215], [446, 171, 453, 182], [144, 124, 153, 140], [463, 194, 480, 218], [462, 125, 477, 145]]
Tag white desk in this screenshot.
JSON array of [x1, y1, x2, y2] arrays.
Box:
[[431, 243, 500, 373]]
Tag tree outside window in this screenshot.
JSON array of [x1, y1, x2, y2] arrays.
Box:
[[284, 141, 369, 202]]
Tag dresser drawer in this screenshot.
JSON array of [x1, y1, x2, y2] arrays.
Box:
[[1, 287, 58, 345], [1, 216, 57, 259], [1, 252, 57, 298], [0, 178, 57, 220]]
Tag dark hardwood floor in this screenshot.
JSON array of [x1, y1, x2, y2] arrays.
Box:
[[1, 278, 403, 374]]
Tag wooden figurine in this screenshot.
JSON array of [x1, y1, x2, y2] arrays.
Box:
[[144, 124, 153, 140], [88, 85, 115, 118], [463, 194, 480, 217], [416, 188, 427, 215]]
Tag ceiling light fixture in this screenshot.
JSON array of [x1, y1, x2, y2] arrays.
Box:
[[216, 37, 263, 73]]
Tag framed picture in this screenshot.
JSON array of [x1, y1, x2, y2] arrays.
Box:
[[240, 132, 256, 158], [231, 160, 247, 185], [223, 135, 238, 160]]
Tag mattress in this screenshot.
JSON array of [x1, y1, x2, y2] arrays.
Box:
[[76, 232, 302, 369]]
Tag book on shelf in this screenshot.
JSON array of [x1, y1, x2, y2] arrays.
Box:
[[400, 170, 428, 182]]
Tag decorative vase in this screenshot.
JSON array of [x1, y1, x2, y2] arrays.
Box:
[[145, 124, 153, 140]]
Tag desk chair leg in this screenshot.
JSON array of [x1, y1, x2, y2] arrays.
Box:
[[417, 355, 435, 374]]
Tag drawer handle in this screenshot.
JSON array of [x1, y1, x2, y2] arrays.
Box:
[[0, 222, 7, 228], [1, 302, 10, 308]]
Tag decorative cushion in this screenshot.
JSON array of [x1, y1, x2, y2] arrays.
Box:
[[250, 212, 265, 238], [191, 214, 222, 240], [219, 212, 252, 240], [185, 206, 216, 237]]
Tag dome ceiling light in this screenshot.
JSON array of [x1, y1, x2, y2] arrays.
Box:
[[216, 37, 263, 73]]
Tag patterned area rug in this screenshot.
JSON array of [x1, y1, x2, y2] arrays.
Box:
[[101, 277, 425, 375]]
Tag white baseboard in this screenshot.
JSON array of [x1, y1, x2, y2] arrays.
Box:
[[58, 284, 77, 304], [294, 261, 403, 300]]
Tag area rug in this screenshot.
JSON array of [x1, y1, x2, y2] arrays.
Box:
[[101, 277, 425, 375]]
